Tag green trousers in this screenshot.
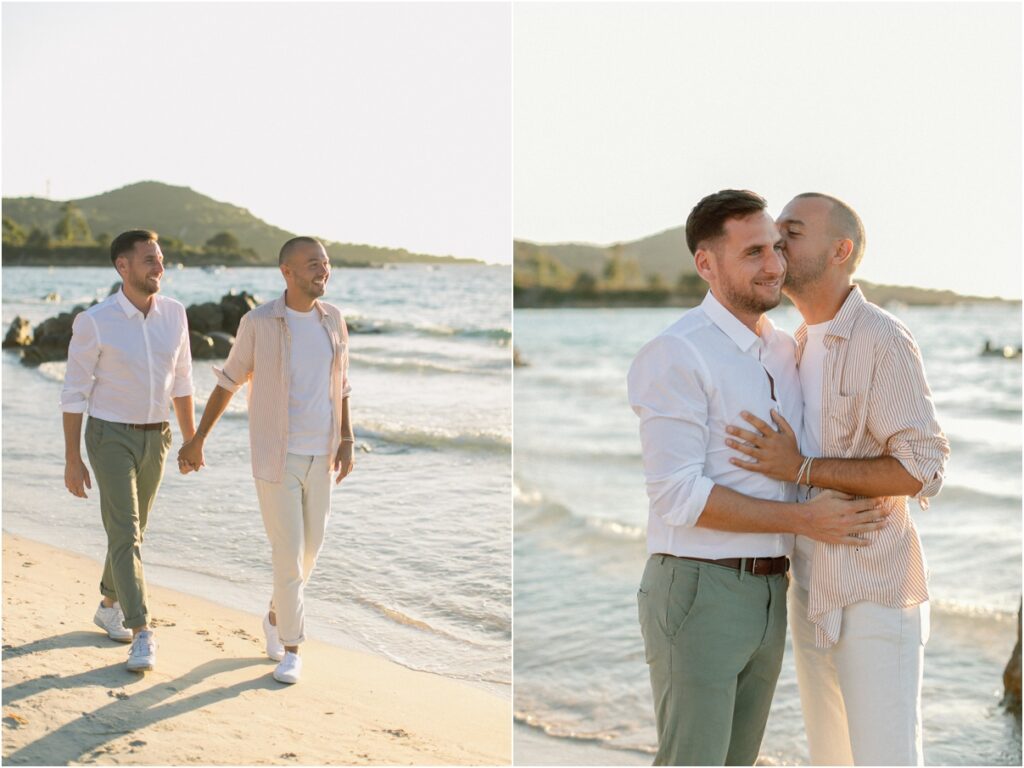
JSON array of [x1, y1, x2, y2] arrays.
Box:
[[638, 555, 788, 766], [84, 417, 171, 629]]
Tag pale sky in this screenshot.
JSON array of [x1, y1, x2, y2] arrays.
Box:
[[3, 2, 512, 264], [515, 2, 1022, 299]]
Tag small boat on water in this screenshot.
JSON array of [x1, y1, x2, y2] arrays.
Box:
[[981, 340, 1022, 359]]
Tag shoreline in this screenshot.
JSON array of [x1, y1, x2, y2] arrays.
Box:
[[2, 533, 511, 765]]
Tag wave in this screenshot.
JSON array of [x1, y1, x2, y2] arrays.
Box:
[[358, 421, 510, 453], [931, 598, 1019, 623], [933, 484, 1021, 508], [515, 485, 645, 543], [513, 712, 654, 756], [347, 316, 510, 343], [348, 352, 508, 377], [351, 596, 507, 649]]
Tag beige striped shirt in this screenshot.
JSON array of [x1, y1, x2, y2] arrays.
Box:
[[213, 292, 351, 483], [797, 285, 949, 647]]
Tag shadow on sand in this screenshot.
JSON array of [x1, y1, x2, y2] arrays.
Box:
[[3, 631, 279, 765]]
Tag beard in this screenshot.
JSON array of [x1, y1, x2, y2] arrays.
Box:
[[718, 270, 782, 315], [295, 275, 327, 300], [783, 250, 829, 293], [127, 271, 160, 296]]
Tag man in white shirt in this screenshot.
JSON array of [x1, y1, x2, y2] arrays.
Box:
[[62, 230, 196, 672], [627, 190, 887, 765], [178, 236, 354, 685]]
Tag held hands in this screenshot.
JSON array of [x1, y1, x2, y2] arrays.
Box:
[[177, 437, 205, 474], [802, 490, 890, 546], [726, 410, 803, 481], [65, 458, 92, 498], [334, 441, 355, 485]]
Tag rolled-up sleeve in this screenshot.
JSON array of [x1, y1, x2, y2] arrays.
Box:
[[627, 335, 715, 527], [213, 312, 254, 393], [171, 305, 195, 398], [340, 316, 352, 398], [61, 312, 100, 413], [867, 325, 950, 509]]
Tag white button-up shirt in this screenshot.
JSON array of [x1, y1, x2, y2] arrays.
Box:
[[627, 291, 803, 558], [60, 289, 194, 423]]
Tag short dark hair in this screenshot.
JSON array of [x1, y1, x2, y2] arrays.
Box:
[[685, 190, 768, 254], [110, 229, 158, 264], [279, 236, 324, 265], [793, 192, 866, 272]]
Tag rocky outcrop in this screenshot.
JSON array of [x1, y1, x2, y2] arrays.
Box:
[[3, 317, 33, 348], [12, 304, 94, 366], [5, 290, 260, 366], [1003, 602, 1022, 718]]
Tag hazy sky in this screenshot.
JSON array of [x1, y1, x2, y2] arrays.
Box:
[[3, 2, 512, 263], [515, 3, 1022, 298]]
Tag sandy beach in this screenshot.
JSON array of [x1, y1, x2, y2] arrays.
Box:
[[1, 534, 511, 766]]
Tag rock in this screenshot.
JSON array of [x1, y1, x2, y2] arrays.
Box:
[[219, 291, 258, 335], [207, 332, 235, 358], [1002, 601, 1021, 717], [186, 302, 224, 335], [3, 317, 33, 348], [189, 331, 217, 359], [108, 282, 121, 296], [43, 292, 60, 303]]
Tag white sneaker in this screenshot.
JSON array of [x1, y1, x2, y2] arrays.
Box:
[[262, 613, 285, 662], [93, 601, 133, 643], [126, 630, 156, 672], [273, 652, 302, 684]]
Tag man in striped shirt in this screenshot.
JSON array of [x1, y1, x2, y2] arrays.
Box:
[[178, 236, 354, 686], [725, 193, 950, 765]]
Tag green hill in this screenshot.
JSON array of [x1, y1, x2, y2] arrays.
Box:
[[514, 229, 1015, 306], [2, 181, 480, 265]]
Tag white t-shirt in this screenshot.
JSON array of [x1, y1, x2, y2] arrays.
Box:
[[285, 307, 334, 456], [793, 320, 830, 589]]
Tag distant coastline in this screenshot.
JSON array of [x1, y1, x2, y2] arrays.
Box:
[[513, 281, 1019, 309]]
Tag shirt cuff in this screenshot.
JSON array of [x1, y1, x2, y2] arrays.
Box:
[[212, 365, 244, 394], [59, 398, 88, 414], [653, 474, 715, 528], [890, 441, 944, 510], [171, 380, 195, 398]]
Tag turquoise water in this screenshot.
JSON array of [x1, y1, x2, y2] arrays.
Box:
[[514, 302, 1022, 765], [2, 264, 511, 690]]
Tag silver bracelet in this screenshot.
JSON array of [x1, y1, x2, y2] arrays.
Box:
[[803, 457, 815, 487]]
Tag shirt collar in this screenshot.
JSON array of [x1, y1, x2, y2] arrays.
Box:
[[701, 290, 770, 354], [114, 286, 161, 319], [825, 284, 866, 340], [794, 284, 865, 346]]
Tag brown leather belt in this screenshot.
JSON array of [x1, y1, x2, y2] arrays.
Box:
[[126, 422, 168, 431], [657, 554, 790, 576]]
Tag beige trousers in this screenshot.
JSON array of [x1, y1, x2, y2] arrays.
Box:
[[254, 453, 332, 645], [790, 582, 928, 766]]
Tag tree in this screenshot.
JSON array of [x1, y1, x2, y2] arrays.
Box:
[[3, 217, 27, 246], [25, 227, 52, 249], [571, 271, 597, 296], [676, 272, 705, 297], [602, 244, 640, 289], [53, 202, 93, 244], [205, 231, 241, 252]]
